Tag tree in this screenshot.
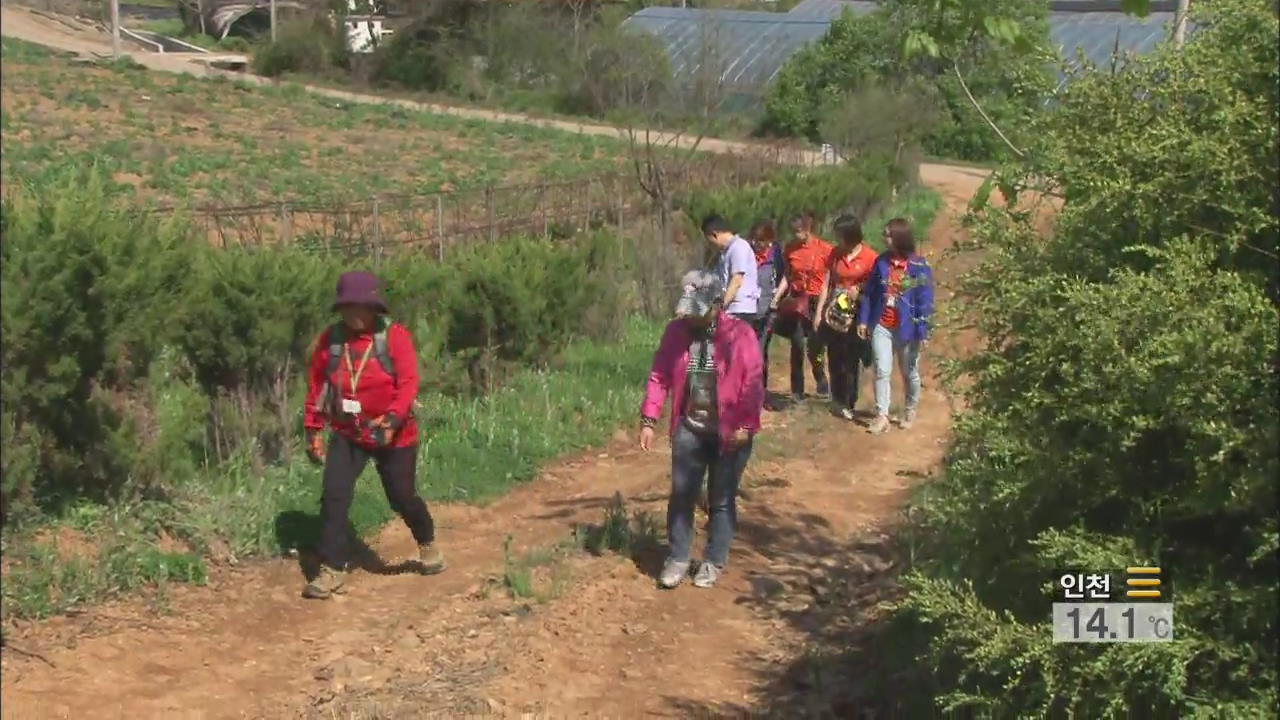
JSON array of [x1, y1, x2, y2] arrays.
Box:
[[876, 1, 1278, 714], [898, 0, 1052, 157], [817, 78, 942, 174], [764, 0, 1052, 162]]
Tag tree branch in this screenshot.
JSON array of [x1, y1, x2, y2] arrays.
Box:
[[952, 60, 1025, 158]]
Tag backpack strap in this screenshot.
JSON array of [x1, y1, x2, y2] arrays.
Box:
[[325, 318, 397, 386], [373, 317, 396, 385], [326, 323, 345, 379]]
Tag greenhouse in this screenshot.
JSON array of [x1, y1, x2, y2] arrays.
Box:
[[622, 0, 1186, 112]]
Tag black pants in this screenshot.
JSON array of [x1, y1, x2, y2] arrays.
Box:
[[751, 312, 775, 393], [773, 304, 828, 396], [319, 433, 435, 570], [823, 325, 871, 410]]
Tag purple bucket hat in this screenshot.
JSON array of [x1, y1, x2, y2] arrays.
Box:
[[332, 271, 388, 313]]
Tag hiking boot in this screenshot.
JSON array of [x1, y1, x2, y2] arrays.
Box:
[[659, 558, 691, 589], [900, 408, 918, 430], [867, 415, 891, 435], [692, 561, 723, 588], [302, 566, 347, 600], [417, 543, 446, 575]]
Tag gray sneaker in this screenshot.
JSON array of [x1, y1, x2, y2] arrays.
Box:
[[692, 561, 723, 588], [659, 558, 691, 589], [900, 408, 918, 430], [867, 415, 891, 434]]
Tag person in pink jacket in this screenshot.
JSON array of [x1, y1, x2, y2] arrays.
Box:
[[640, 269, 764, 589]]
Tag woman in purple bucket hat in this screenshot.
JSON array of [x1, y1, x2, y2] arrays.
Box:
[[300, 270, 444, 599]]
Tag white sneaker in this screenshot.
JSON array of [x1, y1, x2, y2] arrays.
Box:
[[867, 415, 890, 434], [839, 407, 857, 421], [692, 562, 722, 588], [659, 558, 691, 588]]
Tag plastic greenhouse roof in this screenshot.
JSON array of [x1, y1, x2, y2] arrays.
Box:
[[1048, 11, 1178, 78], [621, 5, 878, 94], [622, 2, 1184, 109]]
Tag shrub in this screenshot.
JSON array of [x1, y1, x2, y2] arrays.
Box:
[[0, 171, 198, 518], [817, 78, 942, 170], [252, 17, 349, 78], [680, 157, 902, 244], [370, 24, 459, 93], [876, 0, 1279, 714]]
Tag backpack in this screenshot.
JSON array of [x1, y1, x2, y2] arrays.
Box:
[[317, 317, 396, 417]]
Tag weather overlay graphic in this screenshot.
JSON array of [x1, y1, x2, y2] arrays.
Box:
[[1051, 566, 1174, 643]]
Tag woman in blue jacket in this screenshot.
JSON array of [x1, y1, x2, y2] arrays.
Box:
[[856, 218, 934, 434]]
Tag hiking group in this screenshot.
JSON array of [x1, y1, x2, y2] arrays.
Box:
[[299, 211, 932, 598]]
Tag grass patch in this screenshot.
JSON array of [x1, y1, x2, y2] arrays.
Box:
[[0, 36, 631, 204], [862, 185, 944, 253], [499, 535, 576, 603], [579, 492, 661, 557], [2, 531, 206, 620], [0, 317, 663, 620]]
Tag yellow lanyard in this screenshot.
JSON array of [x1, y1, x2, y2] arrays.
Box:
[[343, 342, 374, 395]]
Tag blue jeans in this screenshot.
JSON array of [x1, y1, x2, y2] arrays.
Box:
[[871, 324, 922, 418], [667, 423, 753, 567]]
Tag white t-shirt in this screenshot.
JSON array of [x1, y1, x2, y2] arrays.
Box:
[[716, 235, 760, 316]]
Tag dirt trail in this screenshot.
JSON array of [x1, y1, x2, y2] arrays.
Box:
[[0, 164, 985, 718]]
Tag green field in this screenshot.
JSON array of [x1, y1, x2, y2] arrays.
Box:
[[0, 38, 629, 206]]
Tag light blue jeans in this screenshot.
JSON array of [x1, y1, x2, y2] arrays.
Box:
[[668, 423, 753, 567], [871, 324, 922, 418]]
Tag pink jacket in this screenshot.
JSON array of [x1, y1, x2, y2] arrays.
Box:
[[641, 313, 764, 449]]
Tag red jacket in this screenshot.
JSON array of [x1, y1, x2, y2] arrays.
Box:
[[303, 322, 420, 449]]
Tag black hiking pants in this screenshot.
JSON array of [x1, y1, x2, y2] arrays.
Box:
[[318, 433, 434, 570], [773, 300, 828, 397], [751, 311, 775, 396], [823, 325, 871, 410]]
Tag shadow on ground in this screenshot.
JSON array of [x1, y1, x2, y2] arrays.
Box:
[[274, 511, 420, 581], [671, 497, 936, 717]]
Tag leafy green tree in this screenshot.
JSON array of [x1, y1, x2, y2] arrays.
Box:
[[764, 0, 1053, 162], [878, 0, 1279, 714]]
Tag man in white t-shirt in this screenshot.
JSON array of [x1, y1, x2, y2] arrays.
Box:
[[702, 214, 760, 324]]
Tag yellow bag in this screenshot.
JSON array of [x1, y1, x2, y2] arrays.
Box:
[[824, 289, 857, 333]]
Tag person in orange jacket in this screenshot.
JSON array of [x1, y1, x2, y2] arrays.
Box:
[[301, 271, 444, 599]]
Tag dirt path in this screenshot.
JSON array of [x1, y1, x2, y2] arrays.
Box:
[[0, 164, 985, 718]]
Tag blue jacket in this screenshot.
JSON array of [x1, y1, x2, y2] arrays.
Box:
[[858, 252, 934, 343]]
